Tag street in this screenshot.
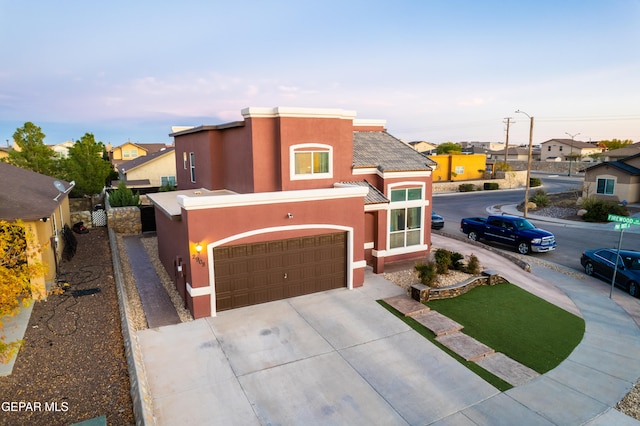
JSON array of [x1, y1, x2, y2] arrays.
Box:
[[432, 172, 640, 273]]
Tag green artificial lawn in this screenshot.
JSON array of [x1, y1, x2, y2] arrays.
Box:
[[425, 282, 585, 374]]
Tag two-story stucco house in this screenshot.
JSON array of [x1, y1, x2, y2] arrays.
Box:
[[148, 107, 436, 318], [113, 147, 176, 189], [540, 139, 603, 161]]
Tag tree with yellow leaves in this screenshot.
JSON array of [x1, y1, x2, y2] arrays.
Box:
[[0, 220, 47, 362]]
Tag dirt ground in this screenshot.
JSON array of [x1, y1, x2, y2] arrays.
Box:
[[0, 228, 134, 426]]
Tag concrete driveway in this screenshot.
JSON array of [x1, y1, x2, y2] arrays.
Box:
[[137, 238, 640, 425]]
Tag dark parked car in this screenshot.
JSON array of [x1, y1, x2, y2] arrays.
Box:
[[431, 212, 444, 230], [580, 248, 640, 297]]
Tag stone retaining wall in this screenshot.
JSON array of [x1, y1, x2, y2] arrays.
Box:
[[107, 207, 142, 235], [70, 211, 93, 228], [432, 171, 527, 193], [411, 270, 507, 303]]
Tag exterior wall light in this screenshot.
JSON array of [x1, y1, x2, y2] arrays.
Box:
[[195, 243, 203, 253]]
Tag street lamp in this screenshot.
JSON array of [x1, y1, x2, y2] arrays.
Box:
[[565, 132, 580, 177], [515, 109, 534, 218]]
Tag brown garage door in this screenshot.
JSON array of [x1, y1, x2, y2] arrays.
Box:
[[213, 232, 346, 311]]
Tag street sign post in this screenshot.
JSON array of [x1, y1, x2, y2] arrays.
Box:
[[606, 214, 639, 298]]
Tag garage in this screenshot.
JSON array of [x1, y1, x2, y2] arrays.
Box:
[[213, 232, 346, 311]]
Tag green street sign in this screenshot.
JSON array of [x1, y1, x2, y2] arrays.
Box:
[[615, 223, 631, 230], [608, 214, 640, 226]]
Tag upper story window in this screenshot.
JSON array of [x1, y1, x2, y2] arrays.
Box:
[[189, 152, 196, 183], [290, 144, 333, 181], [123, 149, 138, 159], [388, 186, 424, 250]]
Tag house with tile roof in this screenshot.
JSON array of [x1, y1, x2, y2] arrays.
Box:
[[0, 162, 73, 299], [583, 152, 640, 203], [148, 107, 435, 318], [601, 142, 640, 162], [113, 147, 176, 189], [106, 141, 171, 168], [540, 139, 603, 162]]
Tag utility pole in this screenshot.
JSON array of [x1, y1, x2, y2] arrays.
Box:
[[503, 117, 513, 163]]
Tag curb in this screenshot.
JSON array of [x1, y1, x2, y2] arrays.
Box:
[[108, 229, 156, 426], [433, 230, 532, 272]]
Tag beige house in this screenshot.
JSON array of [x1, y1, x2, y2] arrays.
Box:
[[601, 142, 640, 161], [583, 153, 640, 203], [114, 147, 176, 188], [0, 162, 73, 298], [107, 141, 170, 165], [540, 139, 603, 162], [49, 141, 75, 159], [408, 141, 437, 153]]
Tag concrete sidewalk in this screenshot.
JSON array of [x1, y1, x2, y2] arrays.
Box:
[[137, 234, 640, 425]]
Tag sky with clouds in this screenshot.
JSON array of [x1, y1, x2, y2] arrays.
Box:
[[1, 0, 639, 147]]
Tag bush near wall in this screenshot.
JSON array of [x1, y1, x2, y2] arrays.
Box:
[[483, 182, 500, 190], [530, 177, 542, 187], [459, 183, 476, 192]]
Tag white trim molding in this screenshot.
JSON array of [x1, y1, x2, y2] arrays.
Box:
[[242, 107, 357, 120]]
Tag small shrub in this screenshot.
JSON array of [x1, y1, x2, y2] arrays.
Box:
[[109, 181, 140, 207], [451, 252, 465, 271], [434, 248, 452, 274], [159, 183, 176, 192], [483, 182, 499, 190], [495, 162, 512, 171], [464, 254, 481, 275], [459, 183, 475, 192], [530, 189, 550, 208], [415, 262, 437, 287], [583, 199, 628, 222], [530, 177, 542, 187]]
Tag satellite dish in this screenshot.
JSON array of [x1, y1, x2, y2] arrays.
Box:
[[54, 181, 66, 193]]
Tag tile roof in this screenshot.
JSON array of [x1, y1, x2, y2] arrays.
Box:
[[541, 139, 601, 149], [0, 162, 70, 221], [337, 181, 389, 204], [585, 160, 640, 175], [353, 132, 435, 172], [116, 147, 175, 173]]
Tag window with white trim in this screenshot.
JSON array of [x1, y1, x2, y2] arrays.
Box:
[[290, 144, 332, 180], [189, 152, 196, 183], [596, 177, 614, 195], [455, 166, 465, 175], [161, 176, 176, 186], [123, 149, 138, 159], [389, 188, 423, 249]]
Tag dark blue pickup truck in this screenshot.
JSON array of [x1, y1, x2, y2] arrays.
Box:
[[460, 215, 556, 255]]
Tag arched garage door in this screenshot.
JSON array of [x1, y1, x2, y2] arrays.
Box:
[[213, 232, 346, 311]]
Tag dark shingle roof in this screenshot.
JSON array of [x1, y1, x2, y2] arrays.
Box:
[[338, 181, 389, 204], [116, 147, 175, 173], [353, 132, 435, 172], [0, 162, 70, 221], [585, 160, 640, 175]]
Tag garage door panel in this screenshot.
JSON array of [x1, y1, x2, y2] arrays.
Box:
[[214, 232, 346, 312]]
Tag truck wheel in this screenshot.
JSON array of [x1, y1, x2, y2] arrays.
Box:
[[629, 281, 639, 298], [468, 231, 478, 241], [517, 241, 530, 255]]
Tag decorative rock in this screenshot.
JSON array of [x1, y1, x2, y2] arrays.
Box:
[[577, 209, 587, 216]]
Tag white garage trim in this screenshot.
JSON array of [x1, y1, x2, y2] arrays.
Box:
[[206, 224, 355, 317]]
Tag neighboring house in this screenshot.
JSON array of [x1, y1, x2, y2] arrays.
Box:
[[459, 141, 504, 151], [0, 146, 9, 160], [113, 147, 176, 189], [601, 142, 640, 162], [408, 141, 437, 153], [107, 141, 170, 167], [49, 141, 75, 159], [583, 152, 640, 203], [0, 162, 73, 299], [491, 147, 532, 162], [430, 154, 486, 182], [540, 139, 603, 162], [148, 107, 435, 318]]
